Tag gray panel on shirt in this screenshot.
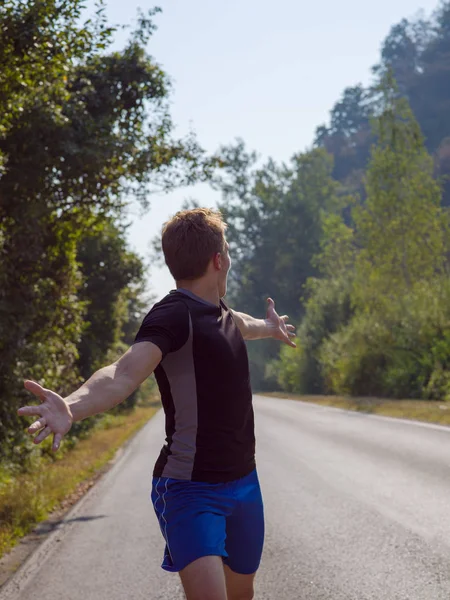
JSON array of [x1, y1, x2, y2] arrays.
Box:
[[160, 313, 198, 479]]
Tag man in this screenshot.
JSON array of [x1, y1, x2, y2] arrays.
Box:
[[18, 208, 296, 600]]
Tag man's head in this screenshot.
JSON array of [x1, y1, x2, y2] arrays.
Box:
[[162, 208, 231, 297]]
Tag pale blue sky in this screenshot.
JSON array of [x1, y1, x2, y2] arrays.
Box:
[[86, 0, 438, 300]]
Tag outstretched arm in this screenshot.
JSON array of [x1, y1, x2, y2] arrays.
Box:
[[231, 298, 296, 347], [17, 341, 162, 451]]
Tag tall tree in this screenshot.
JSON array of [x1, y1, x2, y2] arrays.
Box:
[[373, 17, 430, 94], [215, 142, 340, 389], [352, 72, 447, 313], [76, 219, 144, 382], [315, 85, 373, 185], [410, 3, 450, 151], [272, 201, 357, 395], [0, 1, 210, 464], [319, 73, 450, 398]]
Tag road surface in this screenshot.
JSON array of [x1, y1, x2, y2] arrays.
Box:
[[2, 395, 450, 599]]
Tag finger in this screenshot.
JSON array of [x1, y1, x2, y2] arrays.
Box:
[[52, 433, 63, 452], [28, 418, 47, 433], [266, 298, 275, 312], [288, 331, 296, 337], [280, 315, 289, 321], [17, 405, 43, 417], [279, 331, 296, 347], [284, 338, 297, 348], [286, 325, 296, 332], [33, 426, 52, 445], [24, 380, 49, 402]]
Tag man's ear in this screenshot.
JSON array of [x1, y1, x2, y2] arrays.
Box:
[[212, 252, 221, 271]]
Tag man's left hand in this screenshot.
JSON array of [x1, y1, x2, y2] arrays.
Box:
[[265, 298, 296, 348]]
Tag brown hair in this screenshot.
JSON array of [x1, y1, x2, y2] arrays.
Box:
[[161, 208, 227, 281]]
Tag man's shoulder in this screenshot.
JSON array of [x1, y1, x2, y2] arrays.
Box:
[[134, 292, 190, 353], [153, 290, 186, 307], [144, 291, 190, 320]]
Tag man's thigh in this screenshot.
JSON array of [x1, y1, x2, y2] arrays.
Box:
[[179, 556, 228, 600]]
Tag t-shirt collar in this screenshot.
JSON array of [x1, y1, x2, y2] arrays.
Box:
[[174, 288, 220, 308]]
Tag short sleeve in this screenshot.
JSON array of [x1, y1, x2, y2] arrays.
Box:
[[133, 299, 190, 358]]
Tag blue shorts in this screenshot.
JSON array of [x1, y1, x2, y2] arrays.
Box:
[[151, 468, 264, 574]]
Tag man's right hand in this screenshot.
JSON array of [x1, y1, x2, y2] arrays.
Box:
[[17, 380, 73, 452]]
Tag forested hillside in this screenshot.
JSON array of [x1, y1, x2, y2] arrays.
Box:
[[219, 1, 450, 399], [316, 3, 450, 203]]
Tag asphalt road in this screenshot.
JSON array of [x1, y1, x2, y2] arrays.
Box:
[[3, 395, 450, 600]]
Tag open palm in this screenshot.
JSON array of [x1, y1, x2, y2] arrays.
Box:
[[17, 380, 73, 452], [265, 298, 296, 348]]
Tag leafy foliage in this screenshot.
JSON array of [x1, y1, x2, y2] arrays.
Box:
[[285, 74, 450, 400], [228, 3, 450, 400], [0, 1, 210, 467], [315, 2, 450, 205], [214, 142, 341, 389]]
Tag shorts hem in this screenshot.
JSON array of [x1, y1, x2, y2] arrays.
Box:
[[161, 548, 228, 573], [222, 558, 261, 576]]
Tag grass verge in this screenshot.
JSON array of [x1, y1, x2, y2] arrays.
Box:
[[261, 392, 450, 426], [0, 404, 158, 560]]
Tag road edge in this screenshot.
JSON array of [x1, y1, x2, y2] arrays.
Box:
[[0, 416, 155, 596]]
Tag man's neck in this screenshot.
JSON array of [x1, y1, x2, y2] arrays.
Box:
[[176, 280, 220, 307]]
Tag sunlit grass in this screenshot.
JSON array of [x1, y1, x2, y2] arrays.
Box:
[[0, 404, 158, 559], [261, 392, 450, 425]]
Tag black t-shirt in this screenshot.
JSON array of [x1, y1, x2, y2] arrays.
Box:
[[133, 289, 256, 483]]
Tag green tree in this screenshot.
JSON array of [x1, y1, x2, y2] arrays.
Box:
[[71, 218, 154, 426], [76, 219, 144, 382], [315, 85, 373, 185], [373, 17, 430, 94], [272, 208, 356, 394], [352, 73, 447, 314], [0, 1, 210, 466], [215, 142, 340, 389], [320, 74, 450, 398]]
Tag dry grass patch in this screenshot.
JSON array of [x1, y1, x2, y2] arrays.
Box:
[[0, 405, 158, 559], [261, 392, 450, 426]]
